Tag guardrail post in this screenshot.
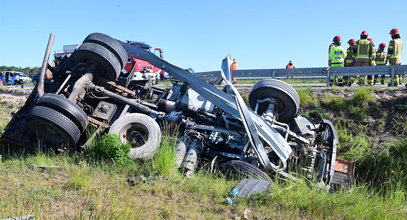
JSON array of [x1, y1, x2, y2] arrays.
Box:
[[390, 67, 395, 87], [326, 69, 330, 86], [272, 71, 275, 79]]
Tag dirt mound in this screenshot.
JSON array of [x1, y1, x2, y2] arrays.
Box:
[[301, 87, 407, 149]]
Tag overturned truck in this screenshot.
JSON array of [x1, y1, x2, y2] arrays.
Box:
[[1, 33, 351, 187]]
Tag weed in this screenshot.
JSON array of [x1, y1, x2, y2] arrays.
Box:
[[149, 136, 177, 176]]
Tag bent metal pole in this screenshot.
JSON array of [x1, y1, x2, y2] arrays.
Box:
[[37, 33, 55, 97]]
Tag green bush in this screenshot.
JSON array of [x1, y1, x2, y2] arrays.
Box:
[[350, 87, 374, 107], [91, 133, 132, 165]]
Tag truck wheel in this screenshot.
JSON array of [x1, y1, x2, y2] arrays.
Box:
[[84, 33, 128, 68], [29, 106, 81, 145], [70, 42, 122, 81], [35, 93, 88, 132], [109, 113, 161, 159], [219, 160, 272, 182], [249, 79, 300, 123]]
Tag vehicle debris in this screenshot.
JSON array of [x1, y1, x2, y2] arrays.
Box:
[[0, 33, 353, 188]]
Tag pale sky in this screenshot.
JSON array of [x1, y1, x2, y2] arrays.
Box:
[[1, 0, 406, 71]]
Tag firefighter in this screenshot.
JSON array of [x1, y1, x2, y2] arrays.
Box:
[[329, 36, 346, 86], [329, 36, 341, 66], [344, 39, 357, 85], [387, 28, 403, 86], [345, 39, 357, 66], [354, 31, 374, 86], [366, 38, 376, 85], [376, 43, 387, 84]]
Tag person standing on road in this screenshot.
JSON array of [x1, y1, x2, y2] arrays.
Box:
[[286, 60, 295, 69], [387, 28, 403, 86], [231, 58, 238, 71], [8, 72, 15, 85], [329, 36, 347, 86], [376, 43, 387, 84], [354, 31, 374, 86], [0, 72, 4, 86], [366, 38, 376, 85], [230, 58, 238, 84], [344, 39, 357, 85]]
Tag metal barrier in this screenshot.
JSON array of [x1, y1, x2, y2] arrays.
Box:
[[194, 65, 407, 86]]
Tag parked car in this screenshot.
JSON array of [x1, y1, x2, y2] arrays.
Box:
[[14, 72, 32, 84], [31, 72, 40, 86]]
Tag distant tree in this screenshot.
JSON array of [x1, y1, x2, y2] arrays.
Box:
[[0, 66, 41, 76]]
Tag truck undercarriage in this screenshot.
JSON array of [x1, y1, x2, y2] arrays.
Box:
[[0, 33, 352, 188]]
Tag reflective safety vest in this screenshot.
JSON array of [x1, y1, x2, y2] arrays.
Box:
[[328, 43, 335, 54], [286, 64, 295, 69], [329, 45, 346, 66], [231, 62, 238, 70], [356, 39, 372, 59], [376, 49, 387, 65], [387, 38, 403, 60]]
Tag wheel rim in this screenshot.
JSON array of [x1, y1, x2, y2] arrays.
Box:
[[119, 123, 149, 148]]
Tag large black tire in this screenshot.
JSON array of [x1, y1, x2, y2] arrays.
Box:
[[219, 160, 272, 182], [70, 42, 122, 81], [109, 113, 161, 159], [35, 93, 88, 132], [84, 33, 128, 68], [29, 106, 81, 145], [249, 79, 300, 123]]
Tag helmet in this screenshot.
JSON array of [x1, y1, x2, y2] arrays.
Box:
[[348, 39, 356, 44], [367, 38, 374, 45], [333, 36, 341, 41], [379, 43, 386, 48], [389, 28, 399, 35], [360, 30, 369, 36]]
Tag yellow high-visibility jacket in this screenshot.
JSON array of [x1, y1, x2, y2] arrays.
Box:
[[355, 39, 373, 62], [387, 38, 403, 65], [329, 45, 347, 67]]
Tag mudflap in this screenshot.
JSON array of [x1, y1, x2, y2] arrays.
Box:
[[0, 90, 39, 152]]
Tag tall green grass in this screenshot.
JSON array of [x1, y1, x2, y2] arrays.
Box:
[[356, 138, 407, 191], [247, 179, 406, 219]]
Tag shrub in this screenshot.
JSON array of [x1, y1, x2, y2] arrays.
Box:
[[91, 133, 132, 165], [349, 87, 374, 107]]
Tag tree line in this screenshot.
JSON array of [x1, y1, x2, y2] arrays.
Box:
[[0, 66, 41, 76]]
